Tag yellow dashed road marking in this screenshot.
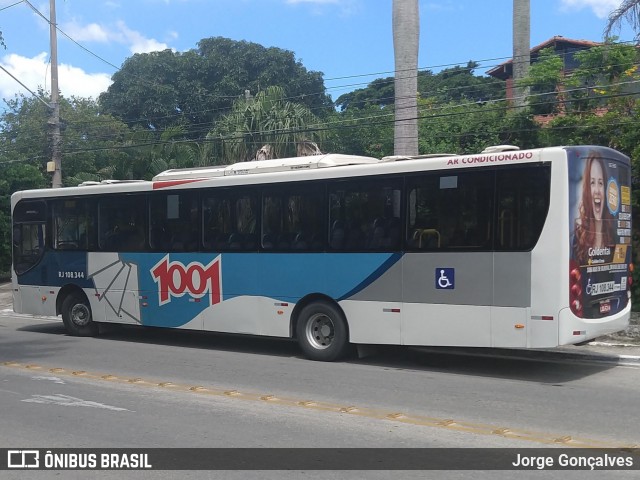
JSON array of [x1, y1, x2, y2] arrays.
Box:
[[4, 360, 638, 449]]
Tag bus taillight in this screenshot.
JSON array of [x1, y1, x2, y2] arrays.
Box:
[[570, 268, 581, 282], [569, 264, 583, 316]]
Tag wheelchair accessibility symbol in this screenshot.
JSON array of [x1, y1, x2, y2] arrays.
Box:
[[436, 268, 455, 290]]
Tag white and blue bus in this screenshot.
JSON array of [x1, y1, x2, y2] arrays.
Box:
[[11, 145, 632, 361]]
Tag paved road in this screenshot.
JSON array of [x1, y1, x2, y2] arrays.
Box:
[[2, 312, 640, 443], [2, 313, 640, 479], [2, 282, 640, 479]]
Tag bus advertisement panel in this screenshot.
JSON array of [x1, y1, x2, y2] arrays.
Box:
[[568, 147, 632, 319]]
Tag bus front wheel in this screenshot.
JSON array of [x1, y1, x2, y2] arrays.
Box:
[[61, 293, 99, 337], [296, 302, 350, 361]]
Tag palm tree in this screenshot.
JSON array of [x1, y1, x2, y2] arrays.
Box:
[[107, 126, 198, 180], [512, 0, 530, 108], [393, 0, 420, 156], [605, 1, 640, 40], [209, 86, 325, 162]]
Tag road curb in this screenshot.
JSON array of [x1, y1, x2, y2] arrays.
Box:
[[549, 350, 640, 366]]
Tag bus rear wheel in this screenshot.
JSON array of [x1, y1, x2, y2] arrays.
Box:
[[61, 293, 98, 337], [296, 301, 350, 361]]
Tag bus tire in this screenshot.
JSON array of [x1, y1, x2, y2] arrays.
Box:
[[296, 301, 350, 361], [61, 292, 99, 337]]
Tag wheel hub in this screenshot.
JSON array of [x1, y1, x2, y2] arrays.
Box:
[[306, 313, 334, 349], [71, 304, 90, 326]]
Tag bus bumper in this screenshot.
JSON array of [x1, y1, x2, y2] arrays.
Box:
[[558, 302, 631, 345]]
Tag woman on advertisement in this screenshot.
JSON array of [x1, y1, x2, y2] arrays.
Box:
[[573, 152, 615, 266]]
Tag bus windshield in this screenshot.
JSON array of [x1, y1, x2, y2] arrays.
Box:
[[12, 200, 47, 275]]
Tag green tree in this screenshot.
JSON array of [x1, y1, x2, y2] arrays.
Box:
[[605, 0, 640, 41], [417, 99, 513, 154], [99, 37, 332, 135], [423, 63, 502, 103], [520, 47, 564, 115], [335, 77, 396, 111], [59, 98, 133, 186], [0, 92, 52, 171], [110, 126, 205, 181], [521, 42, 640, 115], [0, 93, 133, 186], [565, 41, 639, 113], [208, 86, 325, 162], [335, 65, 502, 111], [99, 49, 183, 131], [324, 104, 394, 158]]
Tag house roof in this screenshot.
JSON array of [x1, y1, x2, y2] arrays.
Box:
[[487, 36, 602, 80]]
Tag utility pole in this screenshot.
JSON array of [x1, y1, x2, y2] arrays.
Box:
[[49, 0, 62, 188]]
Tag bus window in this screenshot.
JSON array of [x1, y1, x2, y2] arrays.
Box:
[[203, 196, 231, 250], [233, 195, 258, 250], [407, 171, 493, 250], [52, 199, 97, 251], [12, 200, 47, 275], [99, 196, 147, 252], [261, 195, 283, 249], [150, 193, 198, 252], [329, 179, 402, 251], [495, 165, 551, 251], [202, 190, 259, 251], [262, 186, 325, 251]]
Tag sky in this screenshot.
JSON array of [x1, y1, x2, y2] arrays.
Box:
[[0, 0, 636, 108]]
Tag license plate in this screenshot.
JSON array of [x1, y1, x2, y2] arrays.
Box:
[[599, 301, 611, 314]]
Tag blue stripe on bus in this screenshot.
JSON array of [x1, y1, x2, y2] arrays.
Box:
[[18, 251, 402, 328], [336, 253, 402, 301], [125, 252, 401, 327]]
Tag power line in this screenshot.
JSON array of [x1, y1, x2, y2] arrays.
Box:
[[0, 0, 24, 12], [3, 31, 640, 161], [2, 79, 637, 159], [7, 7, 634, 131], [45, 68, 640, 145], [38, 88, 640, 158], [0, 64, 52, 107], [37, 50, 640, 139]]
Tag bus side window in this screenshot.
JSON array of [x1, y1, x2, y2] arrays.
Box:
[[329, 180, 401, 252], [262, 186, 325, 252], [52, 199, 97, 251], [99, 196, 147, 252], [262, 196, 282, 250], [203, 195, 231, 251], [406, 180, 440, 250], [495, 165, 550, 250], [234, 195, 258, 250], [202, 191, 258, 252], [406, 171, 493, 251], [150, 193, 198, 252]]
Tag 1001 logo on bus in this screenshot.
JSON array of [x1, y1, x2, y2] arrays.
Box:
[[151, 255, 222, 306]]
